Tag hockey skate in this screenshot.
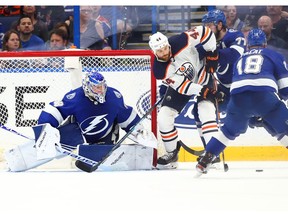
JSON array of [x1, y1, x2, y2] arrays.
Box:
[[196, 151, 216, 174], [156, 142, 180, 169], [197, 154, 220, 163]]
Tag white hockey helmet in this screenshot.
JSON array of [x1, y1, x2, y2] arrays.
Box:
[[149, 32, 170, 54]]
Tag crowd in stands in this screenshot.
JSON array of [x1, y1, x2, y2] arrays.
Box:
[[0, 5, 288, 53]]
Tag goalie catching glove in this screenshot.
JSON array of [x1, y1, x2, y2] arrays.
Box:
[[128, 123, 158, 149]]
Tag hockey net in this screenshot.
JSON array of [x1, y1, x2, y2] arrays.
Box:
[[0, 49, 159, 170]]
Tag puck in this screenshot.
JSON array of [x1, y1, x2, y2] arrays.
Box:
[[255, 169, 263, 172]]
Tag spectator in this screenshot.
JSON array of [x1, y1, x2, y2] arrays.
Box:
[[0, 6, 20, 16], [53, 22, 73, 46], [45, 28, 68, 50], [91, 5, 112, 46], [80, 5, 110, 50], [65, 15, 74, 43], [17, 15, 45, 51], [225, 5, 245, 31], [266, 6, 288, 42], [237, 6, 266, 28], [241, 25, 253, 42], [11, 6, 49, 42], [100, 6, 139, 49], [37, 6, 65, 31], [1, 29, 21, 51], [258, 15, 288, 49]]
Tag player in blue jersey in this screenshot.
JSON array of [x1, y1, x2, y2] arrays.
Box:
[[196, 29, 288, 174], [201, 9, 246, 112], [193, 9, 246, 165], [149, 26, 222, 168], [5, 72, 156, 172]]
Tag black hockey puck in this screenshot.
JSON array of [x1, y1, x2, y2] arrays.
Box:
[[255, 169, 263, 172]]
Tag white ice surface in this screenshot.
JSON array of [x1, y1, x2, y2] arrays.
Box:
[[1, 161, 288, 216]]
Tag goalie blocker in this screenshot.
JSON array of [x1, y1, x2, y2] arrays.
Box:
[[4, 123, 156, 172]]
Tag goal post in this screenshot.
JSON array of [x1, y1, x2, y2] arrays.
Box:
[[0, 49, 158, 168]]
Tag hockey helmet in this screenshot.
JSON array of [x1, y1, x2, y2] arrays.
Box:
[[149, 32, 170, 54], [247, 28, 267, 47], [202, 9, 226, 26], [82, 71, 107, 103]]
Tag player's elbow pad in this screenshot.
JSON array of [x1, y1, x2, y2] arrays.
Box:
[[195, 43, 206, 60]]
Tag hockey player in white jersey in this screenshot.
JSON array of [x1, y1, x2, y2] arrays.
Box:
[[149, 26, 222, 168], [5, 72, 157, 172]]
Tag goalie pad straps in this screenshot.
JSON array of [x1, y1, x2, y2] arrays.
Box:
[[33, 124, 60, 160]]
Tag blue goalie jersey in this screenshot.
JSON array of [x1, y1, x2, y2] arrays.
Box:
[[38, 86, 140, 143]]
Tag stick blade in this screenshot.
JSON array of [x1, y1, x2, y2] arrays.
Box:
[[75, 160, 97, 173]]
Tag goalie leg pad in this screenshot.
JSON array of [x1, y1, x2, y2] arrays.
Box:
[[100, 144, 154, 171], [78, 144, 114, 162], [77, 144, 154, 171], [4, 141, 54, 172]]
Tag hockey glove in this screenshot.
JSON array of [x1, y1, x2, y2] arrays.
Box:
[[205, 50, 219, 73], [198, 86, 225, 103], [129, 124, 157, 148], [159, 83, 168, 98]]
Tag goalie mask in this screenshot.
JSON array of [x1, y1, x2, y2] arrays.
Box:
[[83, 72, 107, 103]]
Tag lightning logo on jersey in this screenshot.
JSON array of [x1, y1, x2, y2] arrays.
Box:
[[81, 114, 109, 135]]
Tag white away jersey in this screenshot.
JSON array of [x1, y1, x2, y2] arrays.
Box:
[[152, 26, 217, 95]]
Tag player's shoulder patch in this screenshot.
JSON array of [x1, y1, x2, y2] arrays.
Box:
[[113, 90, 122, 99], [53, 100, 64, 107], [66, 92, 76, 100]]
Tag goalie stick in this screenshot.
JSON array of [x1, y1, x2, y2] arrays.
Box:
[[76, 96, 165, 173], [0, 124, 33, 140]]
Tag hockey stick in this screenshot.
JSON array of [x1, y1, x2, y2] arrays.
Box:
[[0, 124, 33, 140], [55, 145, 98, 166], [178, 140, 204, 156], [212, 73, 229, 172], [77, 96, 164, 173]]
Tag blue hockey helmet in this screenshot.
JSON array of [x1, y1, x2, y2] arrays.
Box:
[[247, 28, 267, 47], [82, 72, 107, 103], [202, 9, 226, 26]]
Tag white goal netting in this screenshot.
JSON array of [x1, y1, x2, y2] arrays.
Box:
[[0, 49, 157, 169]]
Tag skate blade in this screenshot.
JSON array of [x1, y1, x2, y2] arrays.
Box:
[[156, 162, 178, 170], [194, 172, 204, 178], [195, 164, 207, 177]]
